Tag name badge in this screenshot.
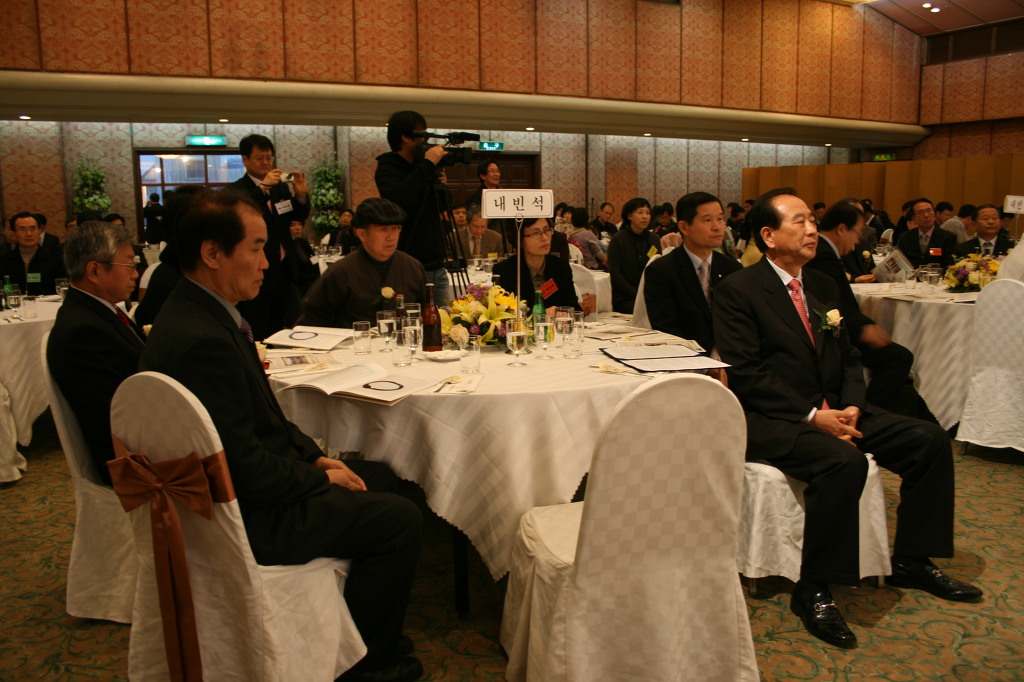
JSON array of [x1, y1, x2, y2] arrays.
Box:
[[540, 278, 558, 299], [487, 252, 499, 259], [27, 272, 41, 283], [274, 199, 294, 215], [647, 245, 658, 259], [928, 247, 942, 256]]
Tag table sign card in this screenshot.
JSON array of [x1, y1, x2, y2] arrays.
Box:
[[480, 189, 553, 219], [1004, 195, 1024, 214]]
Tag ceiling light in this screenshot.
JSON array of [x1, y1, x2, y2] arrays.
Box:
[[643, 133, 652, 137], [825, 143, 832, 147], [930, 7, 940, 11], [922, 3, 931, 7], [18, 115, 31, 120], [525, 127, 535, 131], [741, 138, 749, 142], [218, 118, 229, 123]]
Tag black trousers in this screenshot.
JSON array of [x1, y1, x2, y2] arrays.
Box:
[[757, 412, 954, 586], [324, 460, 422, 669], [858, 340, 914, 413]]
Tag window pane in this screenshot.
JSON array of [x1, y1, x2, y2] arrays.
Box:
[[162, 155, 208, 184], [208, 154, 245, 183], [139, 155, 161, 184]]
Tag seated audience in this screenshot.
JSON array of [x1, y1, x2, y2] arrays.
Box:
[[139, 189, 423, 682], [713, 187, 981, 651], [32, 213, 61, 254], [330, 208, 359, 254], [46, 221, 144, 485], [290, 219, 320, 295], [895, 198, 957, 269], [457, 205, 504, 260], [0, 211, 67, 295], [644, 191, 741, 354], [566, 207, 606, 269], [941, 204, 974, 244], [652, 203, 677, 237], [492, 217, 595, 316], [806, 201, 914, 413], [588, 201, 617, 238], [300, 198, 426, 327], [955, 205, 1014, 258], [607, 197, 661, 313]]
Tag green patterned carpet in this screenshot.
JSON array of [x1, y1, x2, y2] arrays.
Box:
[[1, 413, 1021, 681]]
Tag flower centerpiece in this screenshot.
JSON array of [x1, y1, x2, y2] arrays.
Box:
[[309, 160, 345, 241], [943, 254, 1000, 292], [72, 158, 113, 215], [441, 283, 519, 346]]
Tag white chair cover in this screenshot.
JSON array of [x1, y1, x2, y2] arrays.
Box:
[[568, 263, 599, 322], [880, 228, 894, 243], [566, 243, 583, 264], [111, 372, 366, 681], [40, 337, 136, 622], [736, 456, 890, 583], [957, 279, 1024, 451], [629, 253, 662, 329], [997, 246, 1024, 282], [320, 232, 332, 246], [0, 381, 27, 482], [501, 374, 758, 682]]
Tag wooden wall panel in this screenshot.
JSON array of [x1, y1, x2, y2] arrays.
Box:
[[759, 167, 784, 195], [829, 4, 863, 120], [208, 0, 285, 79], [479, 0, 534, 93], [795, 166, 823, 206], [721, 0, 761, 111], [943, 157, 965, 209], [882, 161, 913, 217], [984, 53, 1024, 120], [283, 0, 354, 82], [823, 164, 852, 205], [128, 0, 210, 77], [963, 156, 996, 208], [949, 122, 993, 157], [680, 0, 723, 107], [536, 0, 587, 96], [916, 159, 947, 204], [919, 65, 944, 125], [760, 0, 798, 114], [418, 0, 480, 89], [354, 0, 417, 85], [742, 167, 759, 203], [38, 0, 129, 73], [0, 121, 66, 228], [636, 0, 681, 104], [913, 125, 951, 160], [860, 6, 892, 122], [992, 118, 1024, 155], [587, 0, 636, 100], [860, 163, 886, 207], [0, 0, 42, 70], [890, 24, 921, 125], [942, 60, 987, 124], [796, 0, 832, 117]]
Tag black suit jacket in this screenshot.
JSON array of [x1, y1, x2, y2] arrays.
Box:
[[140, 278, 359, 565], [713, 258, 867, 459], [47, 287, 145, 485], [896, 226, 957, 269], [0, 246, 67, 295], [227, 175, 310, 340], [806, 238, 874, 342], [955, 235, 1015, 258], [607, 228, 661, 313], [492, 254, 581, 311], [643, 247, 741, 352]]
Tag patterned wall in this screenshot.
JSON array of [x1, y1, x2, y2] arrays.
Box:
[[913, 118, 1024, 160], [0, 0, 925, 125], [920, 54, 1024, 126]]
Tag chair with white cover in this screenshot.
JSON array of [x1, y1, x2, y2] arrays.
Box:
[[736, 455, 891, 590], [110, 371, 366, 681], [40, 336, 136, 623], [957, 278, 1024, 451], [569, 262, 599, 322], [501, 374, 758, 682], [320, 232, 332, 246], [879, 228, 894, 243], [629, 252, 662, 328], [566, 242, 584, 264]]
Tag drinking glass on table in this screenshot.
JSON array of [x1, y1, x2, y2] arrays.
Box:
[[376, 311, 396, 352], [352, 321, 372, 355], [6, 285, 22, 320], [506, 318, 528, 367], [393, 332, 414, 367], [554, 307, 573, 346], [460, 335, 481, 373], [572, 310, 586, 333], [404, 321, 422, 362], [534, 322, 554, 360], [405, 302, 421, 318], [21, 296, 38, 319]]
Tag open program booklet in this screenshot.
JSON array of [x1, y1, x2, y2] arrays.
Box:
[[278, 362, 432, 404], [600, 345, 729, 372]]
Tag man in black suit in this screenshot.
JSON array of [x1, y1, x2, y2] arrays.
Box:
[[643, 191, 741, 354], [47, 221, 144, 485], [895, 198, 957, 269], [227, 133, 310, 341], [0, 212, 67, 295], [713, 188, 980, 649], [140, 190, 423, 682], [807, 202, 913, 413], [955, 204, 1015, 258]]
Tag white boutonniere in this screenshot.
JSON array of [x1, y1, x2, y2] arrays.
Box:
[[862, 250, 871, 260], [142, 324, 152, 336], [254, 341, 268, 362], [381, 286, 395, 300], [815, 308, 843, 338]]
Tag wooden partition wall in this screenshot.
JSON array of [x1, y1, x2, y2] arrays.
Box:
[[742, 152, 1024, 218]]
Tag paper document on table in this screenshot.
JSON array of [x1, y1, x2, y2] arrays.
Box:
[[601, 344, 701, 361], [435, 375, 484, 394], [264, 326, 353, 350], [620, 356, 729, 372], [280, 363, 431, 404], [584, 325, 655, 340], [264, 350, 346, 374]]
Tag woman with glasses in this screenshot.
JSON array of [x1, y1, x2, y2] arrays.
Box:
[[492, 217, 595, 318]]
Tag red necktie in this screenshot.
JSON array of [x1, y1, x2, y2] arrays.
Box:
[[115, 308, 132, 328], [787, 280, 829, 410]]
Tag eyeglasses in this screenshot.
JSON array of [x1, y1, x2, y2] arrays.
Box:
[[96, 261, 137, 269], [914, 208, 934, 216], [523, 228, 553, 239], [13, 225, 40, 233], [247, 154, 274, 163]]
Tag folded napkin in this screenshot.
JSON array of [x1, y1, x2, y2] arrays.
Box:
[[436, 375, 483, 394]]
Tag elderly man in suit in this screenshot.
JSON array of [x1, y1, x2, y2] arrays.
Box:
[[643, 191, 741, 354], [713, 188, 980, 650], [457, 205, 504, 260], [140, 190, 423, 682], [47, 221, 144, 485], [895, 198, 957, 269], [227, 133, 310, 341], [955, 204, 1015, 258]]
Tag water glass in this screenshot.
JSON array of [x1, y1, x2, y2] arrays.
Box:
[[554, 307, 573, 346], [353, 321, 372, 355], [572, 310, 586, 333], [6, 285, 22, 319], [506, 318, 527, 367], [534, 322, 554, 360], [562, 330, 583, 359], [377, 311, 396, 352], [21, 296, 38, 319], [393, 336, 414, 367], [405, 323, 422, 362], [460, 335, 481, 373], [55, 278, 69, 291]]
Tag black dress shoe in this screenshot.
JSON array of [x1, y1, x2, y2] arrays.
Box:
[[791, 582, 857, 649], [397, 635, 414, 657], [337, 656, 423, 682], [888, 557, 983, 602]]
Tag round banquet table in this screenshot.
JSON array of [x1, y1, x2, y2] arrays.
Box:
[[852, 283, 976, 429], [272, 336, 650, 579], [0, 299, 62, 481]]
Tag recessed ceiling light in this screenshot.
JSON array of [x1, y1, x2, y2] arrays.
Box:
[[18, 115, 31, 120], [643, 133, 652, 137], [525, 127, 535, 131], [922, 3, 932, 8], [218, 118, 229, 122], [825, 143, 832, 147], [741, 138, 749, 142], [930, 7, 940, 12]]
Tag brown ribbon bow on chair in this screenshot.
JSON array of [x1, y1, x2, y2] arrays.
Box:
[[108, 438, 236, 682]]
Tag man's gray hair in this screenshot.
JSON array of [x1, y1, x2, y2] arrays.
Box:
[[64, 220, 135, 281], [466, 204, 485, 224]]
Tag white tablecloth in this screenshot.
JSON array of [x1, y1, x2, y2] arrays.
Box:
[[273, 338, 647, 578], [853, 283, 975, 429], [0, 301, 61, 481]]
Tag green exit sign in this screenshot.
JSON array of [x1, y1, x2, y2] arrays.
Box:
[[872, 152, 895, 162], [479, 141, 504, 151], [185, 135, 228, 146]]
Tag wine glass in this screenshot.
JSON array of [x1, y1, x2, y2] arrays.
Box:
[[554, 307, 573, 347], [405, 321, 422, 362], [377, 311, 396, 352], [6, 285, 22, 320], [506, 318, 528, 367], [534, 322, 554, 360]]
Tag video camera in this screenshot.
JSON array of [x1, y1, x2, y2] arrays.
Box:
[[411, 131, 481, 167]]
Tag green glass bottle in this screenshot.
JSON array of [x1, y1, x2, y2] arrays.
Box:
[[531, 289, 545, 324], [2, 275, 12, 310]]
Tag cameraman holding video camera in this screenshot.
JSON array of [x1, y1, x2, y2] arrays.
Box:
[[375, 110, 456, 304], [227, 133, 310, 339]]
